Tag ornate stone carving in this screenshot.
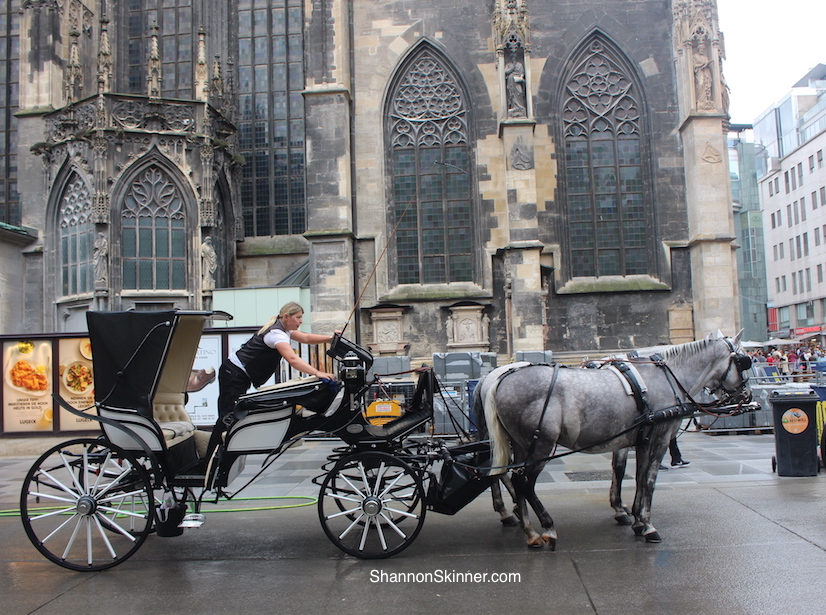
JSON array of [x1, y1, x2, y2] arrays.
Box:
[[194, 28, 209, 102], [446, 304, 490, 351], [47, 101, 97, 141], [494, 0, 531, 119], [147, 24, 162, 99], [367, 307, 410, 356], [510, 137, 533, 170], [673, 0, 727, 114], [112, 100, 195, 132]]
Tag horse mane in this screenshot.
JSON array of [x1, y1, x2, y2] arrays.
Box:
[[636, 337, 720, 366]]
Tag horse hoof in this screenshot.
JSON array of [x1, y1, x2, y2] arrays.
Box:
[[500, 516, 519, 527], [542, 535, 557, 551], [632, 526, 644, 536], [614, 513, 633, 526], [644, 531, 662, 543]]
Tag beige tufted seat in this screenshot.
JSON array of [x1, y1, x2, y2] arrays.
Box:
[[153, 393, 196, 446]]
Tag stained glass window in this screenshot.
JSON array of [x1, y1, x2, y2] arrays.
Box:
[[388, 47, 474, 285], [121, 166, 187, 290], [561, 36, 649, 278], [59, 175, 94, 296]]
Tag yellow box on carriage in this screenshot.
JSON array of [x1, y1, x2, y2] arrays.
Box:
[[365, 399, 403, 426]]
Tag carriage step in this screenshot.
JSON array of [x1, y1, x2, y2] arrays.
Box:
[[178, 513, 206, 529]]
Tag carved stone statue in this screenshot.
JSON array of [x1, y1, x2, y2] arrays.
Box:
[[692, 41, 714, 110], [200, 236, 218, 289], [93, 232, 108, 286], [505, 57, 527, 117]]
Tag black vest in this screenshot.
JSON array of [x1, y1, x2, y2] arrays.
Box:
[[235, 320, 288, 386]]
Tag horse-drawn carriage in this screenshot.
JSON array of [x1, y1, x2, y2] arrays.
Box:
[[19, 310, 493, 570], [19, 310, 756, 570]]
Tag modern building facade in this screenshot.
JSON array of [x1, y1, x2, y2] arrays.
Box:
[[757, 64, 826, 342], [728, 124, 768, 343], [0, 0, 740, 362]]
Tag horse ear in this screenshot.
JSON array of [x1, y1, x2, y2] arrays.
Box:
[[716, 329, 725, 340], [705, 332, 715, 341], [733, 329, 743, 344]]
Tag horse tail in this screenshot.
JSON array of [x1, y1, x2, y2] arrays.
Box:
[[472, 373, 511, 476]]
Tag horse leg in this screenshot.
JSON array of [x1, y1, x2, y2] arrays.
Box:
[[512, 467, 557, 549], [490, 475, 519, 526], [610, 448, 633, 525], [631, 435, 670, 542]]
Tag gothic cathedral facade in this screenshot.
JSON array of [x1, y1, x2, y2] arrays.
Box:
[[1, 1, 738, 361]]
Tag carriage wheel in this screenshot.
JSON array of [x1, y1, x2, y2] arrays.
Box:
[[318, 451, 426, 558], [20, 438, 155, 571]]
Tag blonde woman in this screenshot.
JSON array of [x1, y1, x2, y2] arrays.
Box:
[[217, 302, 337, 422]]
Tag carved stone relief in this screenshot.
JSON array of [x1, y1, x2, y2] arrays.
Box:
[[446, 304, 490, 351], [367, 307, 410, 356]]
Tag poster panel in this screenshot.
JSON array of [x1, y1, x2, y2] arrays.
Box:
[[57, 338, 98, 431], [2, 340, 55, 432], [185, 334, 221, 426]]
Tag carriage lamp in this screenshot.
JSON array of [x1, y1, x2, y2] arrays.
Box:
[[340, 352, 365, 388]]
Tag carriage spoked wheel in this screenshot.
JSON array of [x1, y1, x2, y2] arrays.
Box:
[[318, 451, 426, 558], [20, 438, 155, 571]]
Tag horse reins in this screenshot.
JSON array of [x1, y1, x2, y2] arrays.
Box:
[[473, 343, 754, 474]]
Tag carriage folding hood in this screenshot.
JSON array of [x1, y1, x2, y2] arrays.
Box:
[[86, 310, 222, 419]]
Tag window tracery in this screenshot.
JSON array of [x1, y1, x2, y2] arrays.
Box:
[[388, 48, 474, 285], [561, 37, 648, 278]]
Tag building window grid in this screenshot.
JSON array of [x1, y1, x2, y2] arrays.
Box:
[[0, 0, 20, 226], [127, 1, 194, 98], [239, 0, 306, 237]]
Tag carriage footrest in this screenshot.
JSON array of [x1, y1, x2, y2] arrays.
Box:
[[178, 513, 205, 529]]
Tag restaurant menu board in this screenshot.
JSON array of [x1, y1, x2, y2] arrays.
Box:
[[2, 340, 54, 432], [185, 334, 221, 425], [57, 338, 97, 431]]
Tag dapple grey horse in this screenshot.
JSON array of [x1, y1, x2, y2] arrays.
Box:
[[473, 333, 752, 548]]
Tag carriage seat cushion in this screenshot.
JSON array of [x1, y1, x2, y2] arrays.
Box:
[[154, 393, 195, 447]]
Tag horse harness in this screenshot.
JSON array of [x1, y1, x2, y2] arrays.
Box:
[[499, 355, 698, 466]]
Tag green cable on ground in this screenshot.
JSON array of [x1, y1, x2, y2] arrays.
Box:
[[0, 495, 317, 518]]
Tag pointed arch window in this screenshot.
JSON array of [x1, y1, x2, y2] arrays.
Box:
[[59, 174, 94, 296], [121, 166, 187, 290], [388, 47, 474, 285], [562, 36, 649, 278]]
